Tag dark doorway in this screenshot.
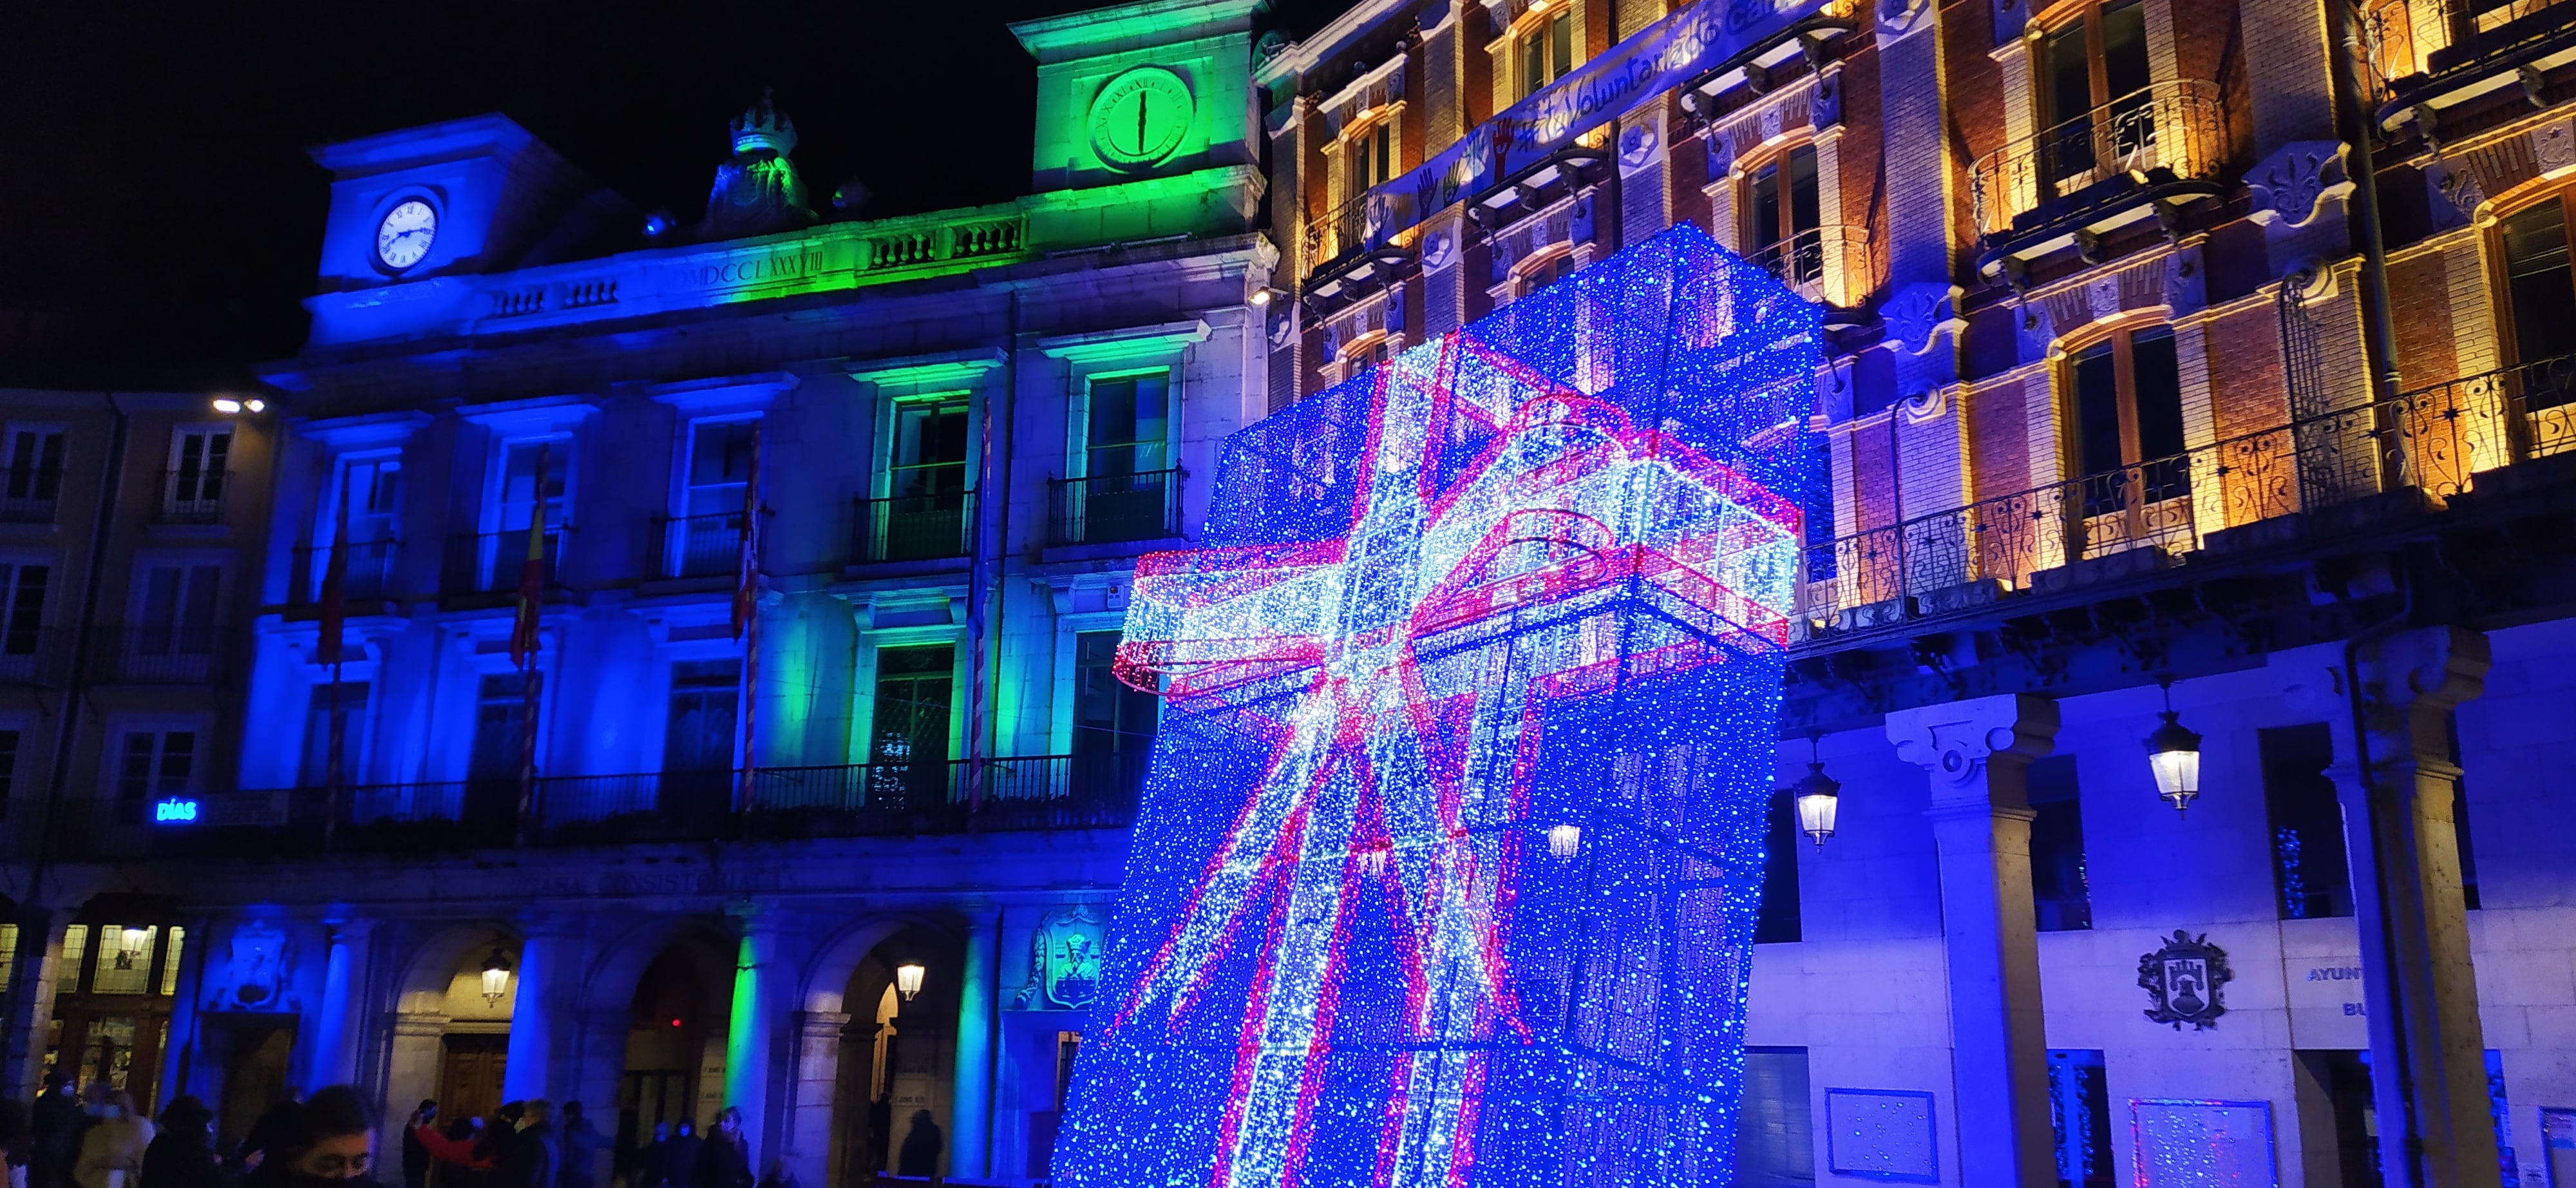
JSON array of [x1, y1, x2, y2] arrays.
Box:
[[437, 1034, 509, 1127], [214, 1020, 296, 1153]]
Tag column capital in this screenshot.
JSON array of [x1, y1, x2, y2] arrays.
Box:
[[1884, 693, 2060, 792], [2271, 625, 2490, 725]]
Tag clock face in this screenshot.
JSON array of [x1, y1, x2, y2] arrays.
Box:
[[1087, 66, 1195, 172], [375, 199, 438, 271]]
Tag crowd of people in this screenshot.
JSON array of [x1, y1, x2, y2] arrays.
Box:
[[0, 1077, 787, 1188]]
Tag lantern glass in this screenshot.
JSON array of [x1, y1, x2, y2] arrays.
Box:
[[896, 962, 927, 1001], [1546, 823, 1581, 860], [1796, 788, 1839, 844], [2144, 709, 2202, 811], [480, 947, 513, 1004]]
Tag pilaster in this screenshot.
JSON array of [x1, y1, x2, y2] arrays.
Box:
[[1886, 693, 2061, 1188], [949, 907, 1002, 1179], [784, 1010, 854, 1188], [312, 915, 375, 1089], [2272, 627, 2500, 1188], [504, 916, 577, 1102]]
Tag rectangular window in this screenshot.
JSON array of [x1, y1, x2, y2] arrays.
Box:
[[683, 420, 757, 521], [2027, 755, 2093, 932], [889, 401, 972, 499], [1351, 121, 1394, 191], [1085, 376, 1170, 477], [468, 673, 531, 782], [332, 454, 402, 543], [2047, 1049, 2114, 1187], [135, 564, 222, 657], [1747, 145, 1824, 283], [90, 925, 158, 995], [166, 428, 232, 514], [1, 426, 64, 521], [2042, 0, 2153, 188], [298, 682, 371, 788], [158, 926, 185, 997], [1, 562, 48, 660], [2264, 724, 2353, 919], [0, 923, 16, 995], [59, 925, 88, 994], [870, 645, 955, 767], [0, 729, 17, 820], [2448, 712, 2481, 910], [1754, 790, 1801, 944], [1072, 631, 1159, 755], [117, 731, 196, 806], [663, 659, 743, 773], [2501, 199, 2576, 409], [1735, 1048, 1815, 1187], [2069, 325, 2190, 518]]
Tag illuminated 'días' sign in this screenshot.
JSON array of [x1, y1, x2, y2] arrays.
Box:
[[153, 798, 200, 824]]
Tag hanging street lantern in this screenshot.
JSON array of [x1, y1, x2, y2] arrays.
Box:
[[480, 945, 513, 1006], [896, 961, 927, 1001], [1793, 733, 1841, 847], [2145, 676, 2203, 813]]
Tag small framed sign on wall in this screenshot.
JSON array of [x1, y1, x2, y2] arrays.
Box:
[[2130, 1099, 2280, 1188], [1824, 1088, 1939, 1183]]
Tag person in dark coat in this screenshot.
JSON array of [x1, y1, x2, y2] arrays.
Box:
[[893, 1112, 940, 1180], [240, 1086, 376, 1188], [625, 1126, 667, 1188], [549, 1106, 594, 1188], [32, 1073, 84, 1188], [654, 1127, 695, 1188], [3, 1091, 35, 1188], [397, 1104, 434, 1188], [684, 1115, 743, 1188], [232, 1090, 304, 1174], [141, 1097, 220, 1188], [493, 1103, 553, 1188]]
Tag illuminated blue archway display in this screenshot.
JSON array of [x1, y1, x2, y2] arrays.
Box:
[[1051, 223, 1823, 1187]]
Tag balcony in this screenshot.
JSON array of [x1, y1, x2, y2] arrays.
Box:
[[155, 468, 230, 524], [853, 492, 972, 565], [2376, 0, 2576, 129], [1746, 225, 1875, 311], [288, 541, 400, 606], [1794, 354, 2576, 633], [1969, 80, 2230, 272], [443, 528, 566, 596], [0, 465, 61, 524], [0, 626, 64, 686], [1049, 468, 1184, 548], [88, 624, 232, 684], [656, 512, 744, 580], [64, 751, 1153, 859]]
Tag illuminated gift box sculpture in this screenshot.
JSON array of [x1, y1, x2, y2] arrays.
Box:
[[1053, 224, 1821, 1187]]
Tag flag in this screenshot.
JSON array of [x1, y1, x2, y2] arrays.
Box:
[[316, 468, 350, 666], [733, 422, 762, 638], [509, 446, 549, 669]]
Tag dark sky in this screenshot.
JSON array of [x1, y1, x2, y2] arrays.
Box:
[[0, 0, 1348, 383]]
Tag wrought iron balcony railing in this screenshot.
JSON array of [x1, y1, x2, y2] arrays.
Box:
[[443, 528, 567, 595], [289, 540, 400, 606], [1968, 79, 2230, 242], [61, 751, 1154, 858], [1795, 354, 2576, 632], [854, 491, 973, 564], [657, 512, 745, 580], [88, 624, 232, 685], [1746, 225, 1875, 309], [1049, 468, 1184, 547], [156, 468, 231, 524]]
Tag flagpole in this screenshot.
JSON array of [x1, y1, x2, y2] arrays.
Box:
[[514, 445, 550, 847], [322, 467, 350, 854], [734, 423, 764, 816]]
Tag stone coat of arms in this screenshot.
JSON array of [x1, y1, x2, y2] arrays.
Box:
[[1013, 904, 1106, 1011], [2138, 929, 2233, 1031]]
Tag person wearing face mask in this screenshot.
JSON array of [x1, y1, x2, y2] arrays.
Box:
[[32, 1073, 82, 1188], [493, 1102, 553, 1188], [652, 1127, 693, 1188], [242, 1086, 376, 1188], [71, 1092, 151, 1188], [684, 1113, 744, 1188]]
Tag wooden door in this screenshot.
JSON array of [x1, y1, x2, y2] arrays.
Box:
[[437, 1035, 508, 1126]]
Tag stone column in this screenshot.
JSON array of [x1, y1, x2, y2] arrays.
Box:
[[311, 917, 374, 1088], [156, 916, 214, 1100], [503, 921, 570, 1102], [2273, 627, 2499, 1188], [947, 908, 1001, 1180], [783, 1010, 851, 1188], [725, 904, 786, 1169], [1, 910, 74, 1098], [1885, 693, 2060, 1188]]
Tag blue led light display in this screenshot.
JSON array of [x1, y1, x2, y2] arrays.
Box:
[[1052, 223, 1823, 1186], [155, 798, 202, 824]]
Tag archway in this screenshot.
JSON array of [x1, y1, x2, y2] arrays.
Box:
[[386, 926, 522, 1144], [822, 925, 954, 1188], [611, 936, 733, 1188]]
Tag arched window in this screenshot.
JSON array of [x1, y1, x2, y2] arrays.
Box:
[[2036, 0, 2152, 191], [2062, 322, 2189, 522]]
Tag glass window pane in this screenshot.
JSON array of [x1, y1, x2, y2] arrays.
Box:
[[2101, 0, 2150, 100], [1550, 12, 1573, 79], [91, 926, 156, 995], [2072, 342, 2124, 477], [2264, 724, 2352, 919], [60, 926, 88, 993], [1751, 163, 1783, 249], [160, 926, 185, 997], [2047, 22, 2092, 124], [2503, 200, 2576, 366], [2129, 329, 2186, 461], [2027, 755, 2092, 932], [1788, 146, 1821, 236]]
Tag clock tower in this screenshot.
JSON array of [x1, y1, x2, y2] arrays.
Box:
[[1010, 0, 1262, 193]]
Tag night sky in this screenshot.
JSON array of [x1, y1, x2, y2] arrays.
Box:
[[0, 0, 1347, 383]]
